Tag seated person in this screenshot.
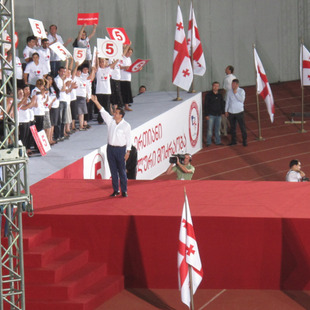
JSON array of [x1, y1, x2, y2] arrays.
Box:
[[286, 159, 307, 182], [166, 153, 195, 180]]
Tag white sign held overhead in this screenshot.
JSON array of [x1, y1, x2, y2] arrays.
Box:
[[28, 18, 47, 38], [97, 39, 122, 59], [92, 46, 97, 68], [73, 48, 86, 65], [49, 42, 72, 61]]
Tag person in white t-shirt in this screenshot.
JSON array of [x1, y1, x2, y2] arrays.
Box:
[[24, 53, 48, 91], [95, 56, 118, 124], [23, 35, 37, 63], [120, 47, 133, 111], [47, 24, 72, 77], [3, 49, 24, 88], [71, 62, 95, 130], [77, 24, 97, 66], [37, 38, 51, 75], [286, 159, 308, 182]]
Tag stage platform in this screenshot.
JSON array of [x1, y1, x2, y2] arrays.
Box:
[[27, 90, 198, 185], [25, 178, 310, 291]]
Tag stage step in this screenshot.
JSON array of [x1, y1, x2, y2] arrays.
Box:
[[22, 226, 124, 309], [26, 276, 124, 310]]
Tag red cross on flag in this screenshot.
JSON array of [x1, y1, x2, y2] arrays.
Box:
[[178, 192, 203, 308], [173, 5, 193, 91], [254, 48, 275, 123], [187, 3, 206, 76], [300, 44, 310, 86]]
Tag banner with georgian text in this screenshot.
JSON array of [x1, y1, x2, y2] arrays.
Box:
[[83, 93, 202, 180]]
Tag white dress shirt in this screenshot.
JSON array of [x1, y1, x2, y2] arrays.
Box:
[[99, 108, 131, 150], [225, 87, 245, 114]]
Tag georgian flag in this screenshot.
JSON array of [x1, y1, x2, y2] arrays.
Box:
[[178, 193, 203, 308], [172, 5, 193, 91], [187, 3, 206, 76], [254, 48, 275, 123], [300, 44, 310, 86]]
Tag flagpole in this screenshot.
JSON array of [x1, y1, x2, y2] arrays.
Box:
[[189, 0, 196, 93], [300, 39, 306, 133]]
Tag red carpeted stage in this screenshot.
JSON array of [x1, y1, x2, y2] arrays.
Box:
[[21, 178, 310, 308]]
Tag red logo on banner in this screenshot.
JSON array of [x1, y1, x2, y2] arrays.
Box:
[[77, 13, 99, 25], [189, 101, 199, 147], [90, 153, 105, 179]]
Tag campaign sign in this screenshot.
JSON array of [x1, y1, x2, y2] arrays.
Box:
[[49, 42, 72, 61], [30, 125, 51, 156], [73, 48, 86, 64], [97, 39, 122, 59], [77, 13, 99, 25], [106, 27, 130, 45], [127, 59, 150, 73], [3, 31, 19, 51], [28, 18, 47, 38]]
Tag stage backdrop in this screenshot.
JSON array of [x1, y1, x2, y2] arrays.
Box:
[[83, 93, 202, 180]]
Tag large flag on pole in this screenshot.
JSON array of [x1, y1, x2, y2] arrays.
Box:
[[187, 3, 206, 76], [254, 48, 275, 123], [173, 5, 193, 91], [300, 44, 310, 86], [178, 192, 203, 308]]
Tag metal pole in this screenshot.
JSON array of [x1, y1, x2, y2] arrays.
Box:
[[300, 41, 307, 133], [189, 0, 195, 93]]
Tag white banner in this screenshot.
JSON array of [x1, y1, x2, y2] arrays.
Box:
[[28, 18, 47, 38], [73, 48, 86, 65], [83, 93, 202, 180], [97, 38, 123, 59], [49, 42, 72, 61]]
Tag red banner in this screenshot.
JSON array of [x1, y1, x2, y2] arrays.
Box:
[[77, 13, 99, 25], [106, 27, 130, 44], [126, 59, 150, 73]]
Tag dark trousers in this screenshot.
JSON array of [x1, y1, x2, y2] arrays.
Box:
[[56, 101, 67, 139], [19, 122, 30, 149], [107, 144, 127, 193], [96, 94, 110, 123], [228, 112, 247, 143]]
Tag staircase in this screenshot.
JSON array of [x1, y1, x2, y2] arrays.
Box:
[[21, 226, 124, 310]]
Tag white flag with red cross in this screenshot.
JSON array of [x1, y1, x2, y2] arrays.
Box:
[[300, 44, 310, 86], [178, 192, 203, 308], [254, 48, 275, 123], [173, 5, 193, 91], [187, 3, 206, 76]]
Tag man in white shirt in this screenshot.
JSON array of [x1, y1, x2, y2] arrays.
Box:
[[286, 160, 307, 182], [23, 35, 37, 63], [222, 65, 236, 136], [37, 38, 51, 75], [47, 25, 72, 77], [225, 79, 247, 146], [92, 95, 131, 197]]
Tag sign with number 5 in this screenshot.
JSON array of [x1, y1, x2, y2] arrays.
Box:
[[28, 18, 47, 38], [97, 39, 123, 59], [73, 48, 87, 64], [49, 42, 72, 61], [106, 27, 130, 44]]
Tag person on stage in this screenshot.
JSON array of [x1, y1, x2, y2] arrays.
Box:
[[92, 95, 131, 197]]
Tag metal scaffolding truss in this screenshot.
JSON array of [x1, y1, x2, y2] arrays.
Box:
[[0, 0, 33, 309]]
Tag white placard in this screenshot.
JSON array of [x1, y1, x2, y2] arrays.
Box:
[[91, 46, 97, 68], [49, 42, 72, 61], [38, 130, 51, 153], [73, 48, 86, 65], [28, 18, 47, 38], [97, 39, 123, 59]]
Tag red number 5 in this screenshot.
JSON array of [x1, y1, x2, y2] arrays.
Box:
[[105, 43, 114, 55], [35, 23, 41, 34]]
